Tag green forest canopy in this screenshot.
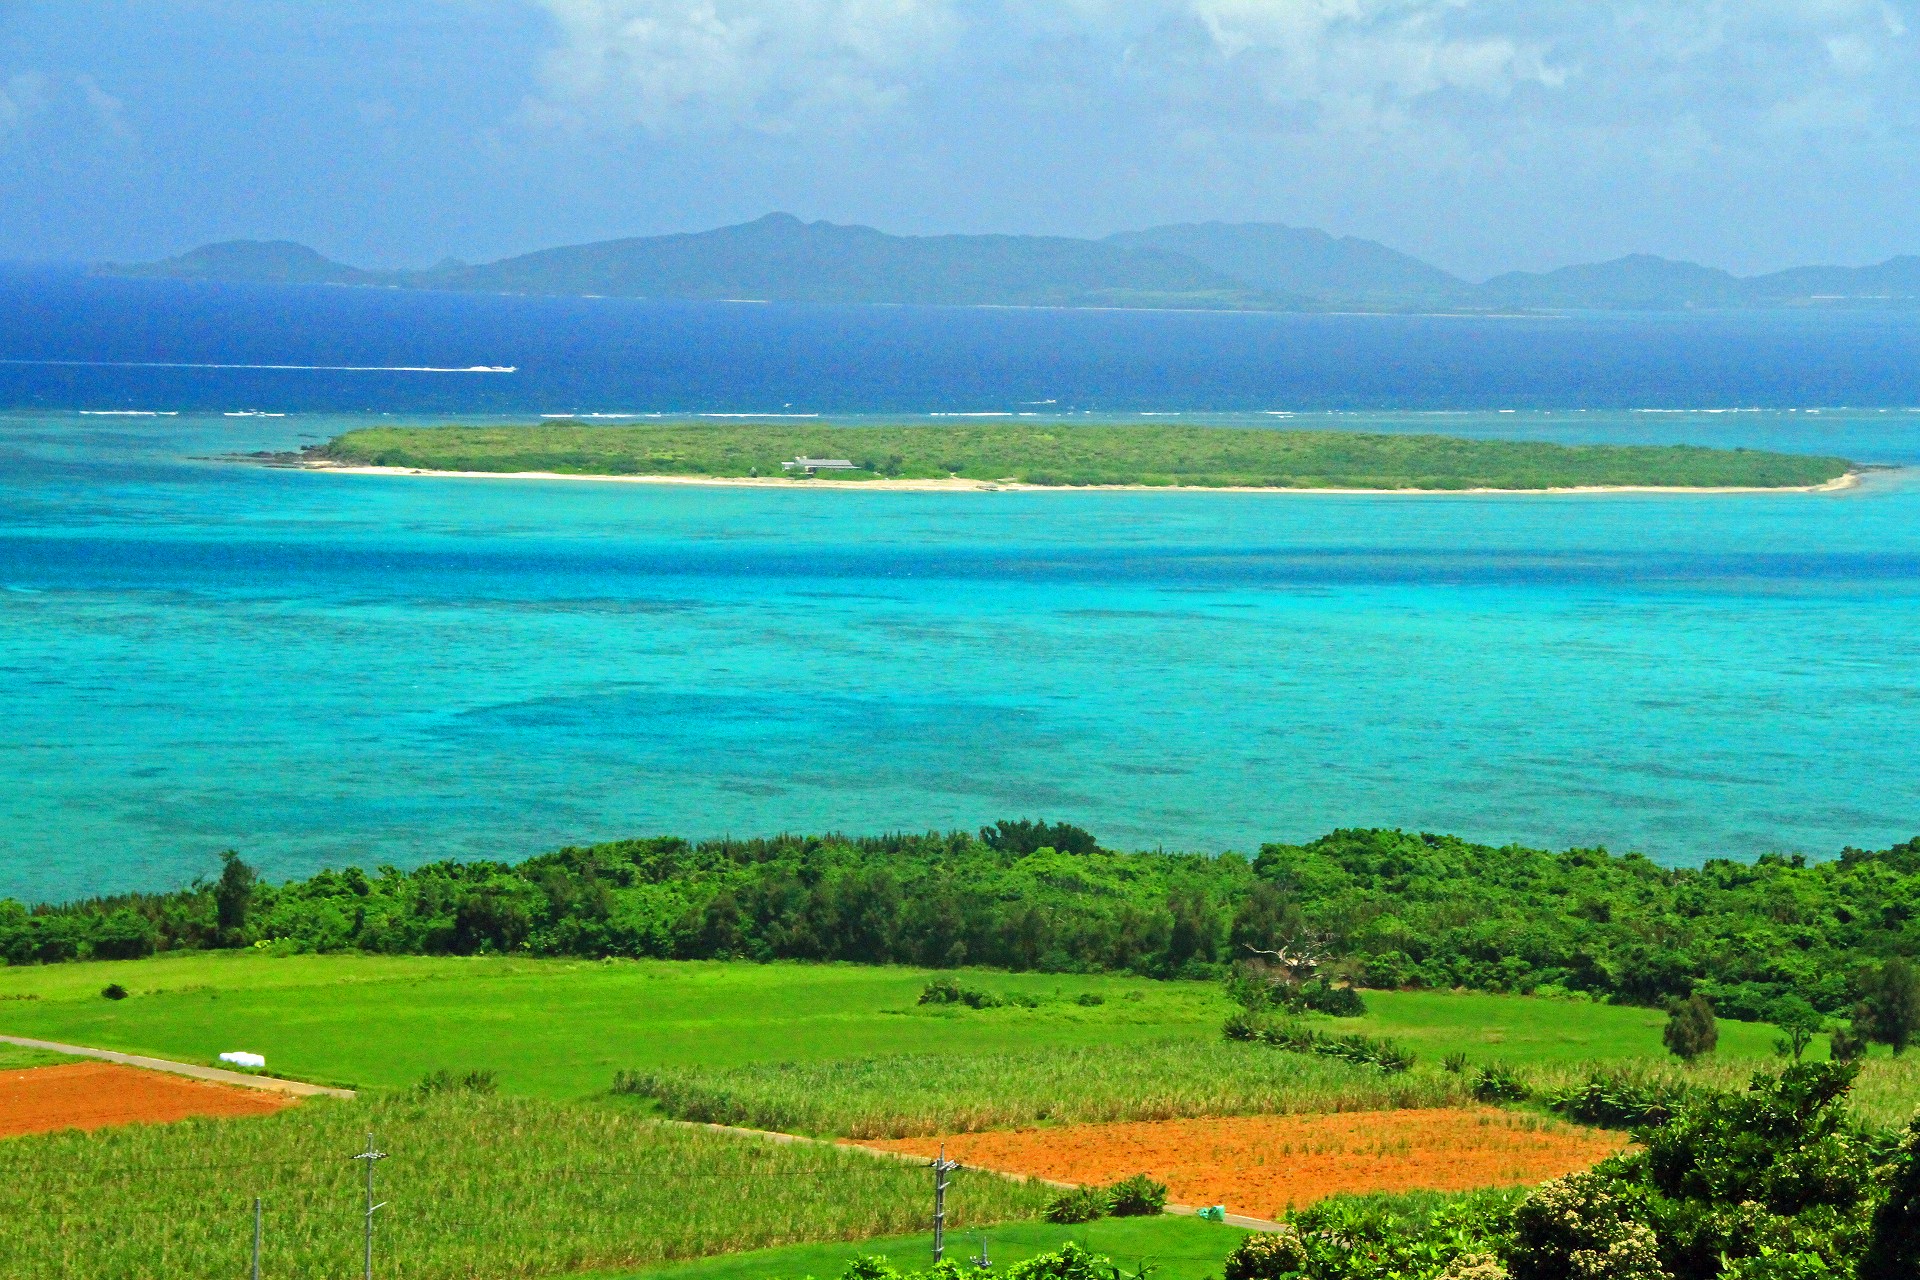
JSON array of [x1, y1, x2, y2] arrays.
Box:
[[9, 826, 1918, 1023], [315, 422, 1853, 490]]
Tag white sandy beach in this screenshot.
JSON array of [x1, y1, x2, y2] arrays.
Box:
[[284, 460, 1863, 496]]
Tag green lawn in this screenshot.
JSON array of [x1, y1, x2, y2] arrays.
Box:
[[593, 1216, 1251, 1280], [318, 422, 1852, 490], [1347, 989, 1788, 1067], [0, 952, 1803, 1097], [0, 953, 1223, 1094], [0, 1039, 73, 1070]]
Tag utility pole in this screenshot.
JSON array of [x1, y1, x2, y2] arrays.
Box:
[[251, 1196, 262, 1280], [930, 1146, 960, 1265], [353, 1131, 388, 1280]]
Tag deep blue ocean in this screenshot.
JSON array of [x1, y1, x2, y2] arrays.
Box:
[[3, 268, 1918, 902]]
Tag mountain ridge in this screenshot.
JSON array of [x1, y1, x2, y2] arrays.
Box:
[[105, 214, 1920, 313]]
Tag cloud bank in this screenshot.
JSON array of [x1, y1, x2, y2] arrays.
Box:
[[530, 0, 1915, 153]]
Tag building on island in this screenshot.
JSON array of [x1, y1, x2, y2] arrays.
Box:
[[782, 457, 860, 474]]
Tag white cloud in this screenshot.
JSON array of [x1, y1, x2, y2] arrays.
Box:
[[526, 0, 1917, 159], [0, 71, 50, 134], [531, 0, 962, 132], [75, 74, 133, 143]]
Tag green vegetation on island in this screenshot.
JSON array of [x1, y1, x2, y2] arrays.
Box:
[[312, 422, 1853, 490]]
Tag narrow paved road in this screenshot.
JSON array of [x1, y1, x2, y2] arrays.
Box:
[[0, 1033, 355, 1098]]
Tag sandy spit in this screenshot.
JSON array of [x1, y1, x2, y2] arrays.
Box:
[[279, 460, 1862, 496]]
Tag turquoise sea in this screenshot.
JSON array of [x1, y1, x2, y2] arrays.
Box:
[[3, 273, 1920, 900], [4, 404, 1919, 902]]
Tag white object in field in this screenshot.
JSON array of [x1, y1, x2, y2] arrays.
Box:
[[220, 1051, 266, 1068]]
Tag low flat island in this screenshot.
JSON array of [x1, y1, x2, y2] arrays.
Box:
[[297, 422, 1857, 492]]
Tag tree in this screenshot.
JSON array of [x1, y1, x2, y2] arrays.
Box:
[[91, 909, 157, 960], [1859, 956, 1920, 1055], [1768, 994, 1823, 1061], [1226, 881, 1302, 956], [1663, 992, 1719, 1061], [1164, 891, 1219, 970], [212, 851, 256, 944], [980, 819, 1097, 855], [1829, 1018, 1868, 1063], [1862, 1114, 1920, 1280]]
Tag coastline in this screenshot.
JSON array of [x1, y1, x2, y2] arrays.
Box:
[[275, 459, 1865, 496]]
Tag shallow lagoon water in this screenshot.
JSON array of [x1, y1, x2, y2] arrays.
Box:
[[4, 404, 1919, 901]]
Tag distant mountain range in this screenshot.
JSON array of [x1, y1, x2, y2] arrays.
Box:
[[106, 213, 1920, 313]]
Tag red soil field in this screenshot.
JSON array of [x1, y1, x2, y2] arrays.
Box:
[[864, 1108, 1627, 1219], [0, 1062, 293, 1139]]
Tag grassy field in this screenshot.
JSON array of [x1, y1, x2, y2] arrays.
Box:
[[629, 1041, 1469, 1138], [316, 422, 1853, 490], [0, 1091, 1049, 1280], [0, 953, 1849, 1096], [0, 954, 1224, 1094], [0, 953, 1820, 1098], [1332, 988, 1788, 1067], [596, 1215, 1252, 1280], [0, 1040, 74, 1071]]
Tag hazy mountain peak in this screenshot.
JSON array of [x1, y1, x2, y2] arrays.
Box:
[[102, 217, 1920, 312], [1107, 221, 1467, 303], [110, 239, 366, 285]]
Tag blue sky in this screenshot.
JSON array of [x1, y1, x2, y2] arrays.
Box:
[[2, 1, 1917, 278]]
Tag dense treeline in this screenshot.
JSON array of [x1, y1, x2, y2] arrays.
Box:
[[6, 825, 1920, 1019]]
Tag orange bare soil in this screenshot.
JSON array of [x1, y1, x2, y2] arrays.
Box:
[[0, 1062, 293, 1139], [863, 1109, 1627, 1219]]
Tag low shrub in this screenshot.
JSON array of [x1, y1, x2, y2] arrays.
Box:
[[1228, 1014, 1415, 1074], [1074, 992, 1106, 1007], [100, 983, 128, 1000], [1045, 1186, 1107, 1224], [1295, 981, 1367, 1018], [1442, 1051, 1469, 1075], [918, 978, 1004, 1009], [1236, 1190, 1521, 1280], [1223, 1226, 1311, 1280], [1005, 1243, 1127, 1280], [1471, 1063, 1530, 1105], [415, 1068, 499, 1097], [1542, 1069, 1696, 1130], [1105, 1173, 1168, 1217]]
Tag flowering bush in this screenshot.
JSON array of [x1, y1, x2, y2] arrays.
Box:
[[1508, 1170, 1668, 1280]]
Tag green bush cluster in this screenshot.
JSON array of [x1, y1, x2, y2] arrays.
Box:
[[8, 827, 1920, 1038], [1541, 1070, 1699, 1130], [1044, 1175, 1169, 1223], [1224, 1011, 1415, 1073], [413, 1068, 499, 1097], [918, 978, 1040, 1009], [1223, 1191, 1520, 1280], [1470, 1063, 1530, 1104], [840, 1243, 1128, 1280]]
